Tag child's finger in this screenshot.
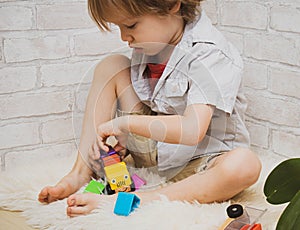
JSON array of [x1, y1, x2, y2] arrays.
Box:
[[97, 135, 109, 152], [89, 160, 101, 172], [118, 149, 128, 160], [92, 142, 100, 159], [87, 151, 101, 173], [88, 156, 101, 172], [113, 143, 125, 152], [87, 146, 97, 163]]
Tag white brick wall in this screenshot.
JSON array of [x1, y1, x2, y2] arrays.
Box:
[[0, 91, 73, 119], [270, 6, 300, 33], [0, 6, 33, 30], [221, 2, 268, 30], [4, 35, 70, 62], [0, 66, 37, 93], [36, 3, 94, 30], [40, 61, 95, 87], [0, 122, 40, 150], [244, 33, 300, 66], [73, 30, 126, 56], [0, 0, 299, 170]]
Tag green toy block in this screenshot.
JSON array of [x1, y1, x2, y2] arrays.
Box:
[[84, 180, 105, 194]]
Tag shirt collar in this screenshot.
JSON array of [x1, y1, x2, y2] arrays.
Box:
[[179, 10, 218, 47]]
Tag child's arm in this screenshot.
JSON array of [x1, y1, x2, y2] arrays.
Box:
[[98, 103, 213, 151], [127, 104, 213, 145]]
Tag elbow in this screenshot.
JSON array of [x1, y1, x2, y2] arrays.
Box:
[[184, 139, 199, 146], [182, 130, 206, 146]]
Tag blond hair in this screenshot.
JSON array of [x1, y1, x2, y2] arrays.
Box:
[[88, 0, 204, 31]]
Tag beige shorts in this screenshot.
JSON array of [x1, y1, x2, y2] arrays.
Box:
[[118, 106, 157, 168], [119, 106, 223, 182], [168, 153, 223, 182]]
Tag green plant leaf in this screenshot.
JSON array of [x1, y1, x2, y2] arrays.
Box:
[[264, 158, 300, 204], [276, 190, 300, 230]]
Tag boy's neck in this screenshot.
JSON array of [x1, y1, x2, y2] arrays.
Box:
[[153, 18, 185, 64], [148, 45, 174, 64], [147, 16, 185, 64]]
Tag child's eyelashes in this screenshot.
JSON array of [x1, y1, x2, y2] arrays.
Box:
[[125, 23, 137, 29]]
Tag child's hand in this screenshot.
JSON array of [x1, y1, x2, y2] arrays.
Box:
[[88, 142, 102, 173], [97, 117, 128, 153]]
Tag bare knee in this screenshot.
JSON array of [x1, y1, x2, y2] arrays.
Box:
[[222, 148, 262, 188], [93, 54, 131, 83]]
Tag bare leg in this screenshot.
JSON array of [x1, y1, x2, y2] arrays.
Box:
[[38, 55, 142, 203], [143, 148, 262, 203], [66, 148, 261, 216]]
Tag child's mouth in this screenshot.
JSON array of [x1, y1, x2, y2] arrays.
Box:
[[133, 47, 144, 53]]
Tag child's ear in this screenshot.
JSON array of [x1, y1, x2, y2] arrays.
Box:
[[169, 1, 181, 14]]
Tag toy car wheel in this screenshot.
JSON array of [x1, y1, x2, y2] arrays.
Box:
[[226, 204, 243, 218]]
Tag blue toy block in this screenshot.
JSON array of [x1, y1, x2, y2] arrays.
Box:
[[113, 192, 140, 216]]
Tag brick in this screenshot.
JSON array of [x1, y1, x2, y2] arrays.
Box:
[[202, 0, 217, 24], [243, 62, 268, 89], [0, 41, 2, 61], [41, 61, 95, 87], [221, 30, 243, 54], [37, 3, 94, 30], [41, 117, 74, 143], [0, 6, 33, 30], [0, 122, 40, 150], [4, 143, 77, 171], [272, 131, 300, 158], [269, 68, 300, 99], [245, 33, 300, 66], [270, 6, 300, 33], [0, 66, 37, 94], [0, 153, 3, 170], [0, 91, 73, 120], [246, 122, 269, 148], [246, 91, 300, 127], [75, 87, 89, 112], [4, 35, 69, 63], [74, 31, 127, 56], [221, 2, 268, 29]]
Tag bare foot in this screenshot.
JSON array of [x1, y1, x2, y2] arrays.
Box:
[[66, 190, 163, 217], [66, 193, 117, 217], [38, 171, 91, 203]]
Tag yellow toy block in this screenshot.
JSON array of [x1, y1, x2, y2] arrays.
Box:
[[104, 162, 132, 191]]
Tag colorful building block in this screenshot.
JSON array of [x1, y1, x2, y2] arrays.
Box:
[[83, 180, 105, 194], [131, 173, 146, 190], [104, 162, 132, 191], [113, 192, 140, 216]]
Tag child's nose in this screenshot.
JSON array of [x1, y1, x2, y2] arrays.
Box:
[[120, 29, 133, 43]]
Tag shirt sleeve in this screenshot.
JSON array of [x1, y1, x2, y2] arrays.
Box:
[[186, 43, 243, 114]]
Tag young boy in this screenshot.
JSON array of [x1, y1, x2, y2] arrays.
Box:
[[38, 0, 261, 217]]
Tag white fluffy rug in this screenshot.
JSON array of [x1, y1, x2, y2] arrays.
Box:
[[0, 152, 287, 230]]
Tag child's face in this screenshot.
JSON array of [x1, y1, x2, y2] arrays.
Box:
[[109, 13, 184, 56]]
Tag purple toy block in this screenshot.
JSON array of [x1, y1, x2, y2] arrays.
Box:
[[131, 174, 146, 190]]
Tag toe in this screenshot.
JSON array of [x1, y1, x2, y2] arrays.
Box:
[[67, 193, 88, 206], [67, 194, 78, 206], [38, 187, 50, 203], [67, 206, 90, 217]]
